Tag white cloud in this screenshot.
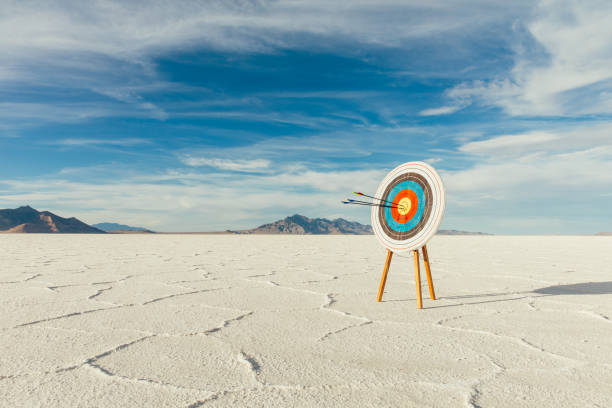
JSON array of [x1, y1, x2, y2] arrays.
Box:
[[0, 2, 529, 59], [93, 87, 168, 120], [418, 105, 462, 116], [0, 102, 108, 122], [180, 157, 271, 172], [0, 101, 165, 127], [449, 0, 612, 116], [175, 111, 349, 129], [439, 122, 612, 232], [56, 138, 151, 147], [459, 123, 612, 156], [460, 131, 559, 154]]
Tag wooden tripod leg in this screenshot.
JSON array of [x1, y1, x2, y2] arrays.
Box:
[[422, 245, 436, 300], [413, 250, 423, 309], [377, 250, 393, 302]]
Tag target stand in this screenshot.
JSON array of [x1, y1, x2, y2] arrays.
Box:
[[376, 245, 436, 309], [370, 161, 446, 309]]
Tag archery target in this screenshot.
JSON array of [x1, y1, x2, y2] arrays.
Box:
[[371, 161, 445, 252]]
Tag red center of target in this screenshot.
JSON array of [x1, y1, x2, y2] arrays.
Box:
[[391, 189, 418, 223]]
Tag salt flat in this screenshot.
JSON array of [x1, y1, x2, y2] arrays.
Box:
[[1, 235, 612, 407]]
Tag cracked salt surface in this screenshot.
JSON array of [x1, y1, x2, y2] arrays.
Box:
[[1, 235, 612, 407]]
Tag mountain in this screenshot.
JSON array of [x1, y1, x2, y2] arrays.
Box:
[[0, 206, 105, 233], [92, 222, 154, 233], [230, 214, 490, 235], [234, 214, 373, 235]]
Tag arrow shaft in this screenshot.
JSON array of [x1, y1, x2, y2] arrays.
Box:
[[348, 198, 407, 211], [356, 192, 395, 206], [343, 201, 400, 210]]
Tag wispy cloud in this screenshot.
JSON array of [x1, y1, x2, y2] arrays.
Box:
[[56, 138, 151, 147], [93, 87, 168, 120], [0, 102, 109, 123], [0, 101, 164, 127], [173, 125, 443, 167], [0, 2, 530, 60], [180, 157, 271, 172], [459, 123, 612, 156], [174, 111, 351, 129], [419, 105, 463, 116], [449, 0, 612, 116], [439, 122, 612, 232], [459, 131, 559, 154]]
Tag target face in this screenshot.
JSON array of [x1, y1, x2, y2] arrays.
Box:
[[371, 161, 445, 252]]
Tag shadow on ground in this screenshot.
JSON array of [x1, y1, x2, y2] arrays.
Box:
[[534, 281, 612, 295], [386, 281, 612, 309]]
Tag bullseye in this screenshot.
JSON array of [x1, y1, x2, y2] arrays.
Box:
[[397, 197, 411, 215]]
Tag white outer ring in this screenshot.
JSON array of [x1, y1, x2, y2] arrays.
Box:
[[371, 161, 446, 252]]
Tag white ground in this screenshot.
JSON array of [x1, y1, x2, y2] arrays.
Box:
[[1, 235, 612, 407]]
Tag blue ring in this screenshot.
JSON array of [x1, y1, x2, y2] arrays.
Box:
[[383, 181, 426, 232]]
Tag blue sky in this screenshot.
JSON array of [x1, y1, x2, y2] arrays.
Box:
[[1, 1, 611, 233]]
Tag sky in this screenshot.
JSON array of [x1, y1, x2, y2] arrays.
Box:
[[1, 0, 611, 233]]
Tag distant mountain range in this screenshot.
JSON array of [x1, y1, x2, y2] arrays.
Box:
[[0, 206, 491, 235], [231, 214, 489, 235], [92, 222, 154, 233], [231, 214, 373, 235], [0, 206, 105, 233], [0, 207, 153, 234]]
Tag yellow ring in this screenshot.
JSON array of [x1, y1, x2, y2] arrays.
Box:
[[397, 197, 411, 215]]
